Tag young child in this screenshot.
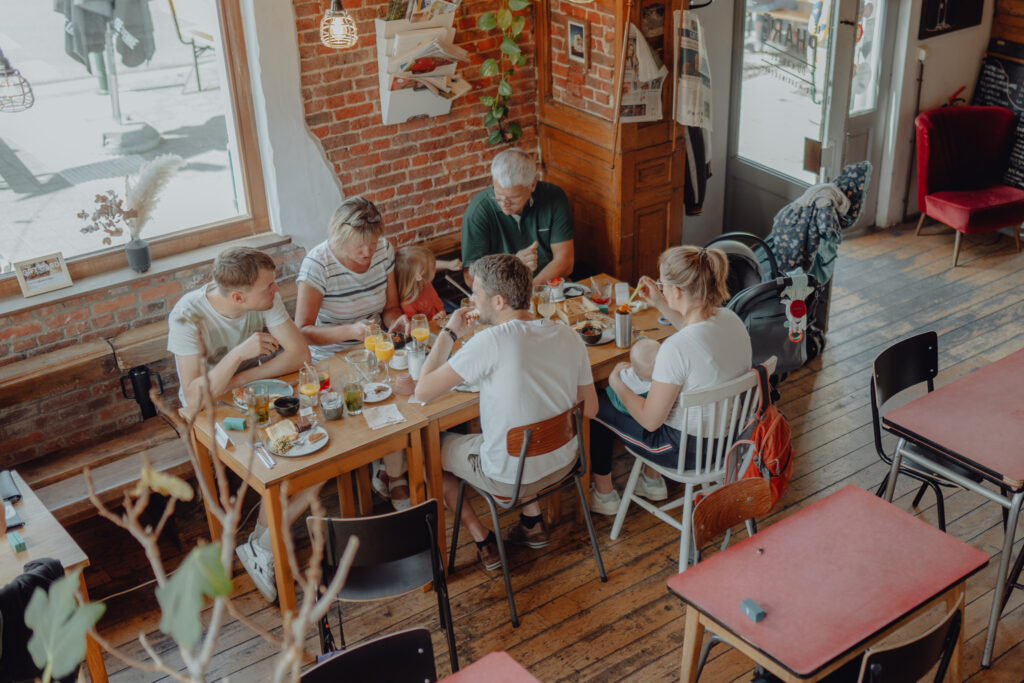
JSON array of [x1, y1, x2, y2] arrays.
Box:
[[395, 245, 461, 320], [606, 337, 659, 412]]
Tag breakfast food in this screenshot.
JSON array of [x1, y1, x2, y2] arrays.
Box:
[[271, 437, 294, 454], [617, 303, 630, 314], [308, 431, 326, 444], [233, 387, 247, 405], [265, 419, 298, 444], [295, 414, 314, 432], [554, 298, 590, 325]]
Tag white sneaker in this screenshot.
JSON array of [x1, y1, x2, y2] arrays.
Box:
[[636, 473, 668, 501], [236, 531, 277, 603], [590, 485, 622, 516]]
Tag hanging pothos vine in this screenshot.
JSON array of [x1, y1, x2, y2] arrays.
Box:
[[477, 0, 532, 145]]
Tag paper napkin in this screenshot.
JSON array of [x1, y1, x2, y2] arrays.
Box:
[[363, 404, 407, 430]]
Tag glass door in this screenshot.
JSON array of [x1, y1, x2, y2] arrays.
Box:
[[723, 0, 890, 233]]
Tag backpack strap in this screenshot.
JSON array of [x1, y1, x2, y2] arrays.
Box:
[[753, 363, 772, 415]]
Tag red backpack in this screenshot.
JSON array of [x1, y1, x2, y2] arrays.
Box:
[[727, 363, 794, 507]]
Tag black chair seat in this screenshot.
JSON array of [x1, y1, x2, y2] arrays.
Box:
[[340, 550, 432, 600]]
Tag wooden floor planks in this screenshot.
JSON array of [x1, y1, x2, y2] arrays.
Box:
[[75, 224, 1024, 681]]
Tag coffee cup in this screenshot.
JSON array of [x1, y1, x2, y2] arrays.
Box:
[[390, 349, 408, 370]]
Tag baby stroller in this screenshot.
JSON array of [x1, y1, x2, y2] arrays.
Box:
[[705, 232, 825, 378]]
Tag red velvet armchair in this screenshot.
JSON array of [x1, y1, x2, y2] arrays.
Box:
[[915, 105, 1024, 266]]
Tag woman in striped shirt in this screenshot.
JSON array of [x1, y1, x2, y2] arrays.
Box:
[[295, 196, 410, 508]]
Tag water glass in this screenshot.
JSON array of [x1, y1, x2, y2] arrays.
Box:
[[408, 345, 426, 381], [321, 391, 344, 420], [245, 385, 270, 427], [343, 381, 364, 415]]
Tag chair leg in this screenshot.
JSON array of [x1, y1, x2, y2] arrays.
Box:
[[745, 519, 758, 537], [911, 480, 929, 508], [952, 231, 962, 267], [931, 482, 946, 532], [574, 476, 608, 582], [449, 482, 466, 570], [875, 473, 889, 497], [695, 634, 723, 681], [610, 458, 644, 541], [483, 495, 519, 627], [1000, 541, 1024, 616], [1016, 223, 1022, 253], [679, 483, 695, 573], [434, 568, 459, 672], [915, 213, 926, 236]]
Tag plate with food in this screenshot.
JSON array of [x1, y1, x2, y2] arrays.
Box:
[[363, 382, 393, 403], [233, 379, 293, 409], [264, 419, 329, 457], [573, 318, 614, 345]]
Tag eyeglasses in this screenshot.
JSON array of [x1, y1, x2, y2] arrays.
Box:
[[346, 212, 381, 228]]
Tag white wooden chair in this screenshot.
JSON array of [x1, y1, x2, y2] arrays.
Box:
[[609, 357, 775, 572]]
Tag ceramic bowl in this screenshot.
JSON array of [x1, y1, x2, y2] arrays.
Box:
[[273, 396, 300, 417]]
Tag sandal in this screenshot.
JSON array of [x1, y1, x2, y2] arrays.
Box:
[[388, 476, 411, 511], [371, 461, 390, 500]]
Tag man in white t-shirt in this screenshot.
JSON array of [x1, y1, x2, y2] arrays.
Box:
[[415, 254, 598, 571], [167, 247, 310, 604], [167, 247, 310, 410]]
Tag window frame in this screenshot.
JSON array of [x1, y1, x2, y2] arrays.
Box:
[[0, 0, 268, 300]]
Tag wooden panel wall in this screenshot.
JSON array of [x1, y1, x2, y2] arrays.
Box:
[[992, 0, 1024, 44]]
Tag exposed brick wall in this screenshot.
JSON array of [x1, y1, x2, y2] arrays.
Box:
[[550, 3, 617, 119], [0, 243, 305, 468], [293, 0, 540, 245]]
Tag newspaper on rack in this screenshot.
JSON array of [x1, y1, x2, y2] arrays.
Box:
[[620, 23, 668, 124], [389, 73, 472, 100], [406, 0, 459, 22], [388, 35, 469, 76], [673, 10, 713, 130]]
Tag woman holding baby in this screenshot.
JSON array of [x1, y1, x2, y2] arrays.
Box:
[[588, 245, 752, 515]]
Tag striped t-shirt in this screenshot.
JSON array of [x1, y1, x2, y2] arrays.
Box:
[[297, 238, 395, 360]]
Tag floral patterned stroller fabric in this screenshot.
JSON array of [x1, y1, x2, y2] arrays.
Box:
[[767, 161, 872, 286]]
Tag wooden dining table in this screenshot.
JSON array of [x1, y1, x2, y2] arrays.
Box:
[[191, 274, 675, 612], [668, 485, 989, 682], [881, 345, 1024, 668]]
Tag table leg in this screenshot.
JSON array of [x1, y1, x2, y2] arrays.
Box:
[[679, 607, 705, 683], [408, 430, 426, 505], [336, 472, 356, 518], [79, 572, 108, 683], [946, 583, 965, 682], [355, 467, 374, 516], [424, 420, 447, 566], [191, 430, 223, 542], [264, 485, 297, 614], [982, 490, 1023, 667]]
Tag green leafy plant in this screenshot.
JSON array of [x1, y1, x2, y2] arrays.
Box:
[[25, 568, 106, 683], [478, 0, 532, 145]]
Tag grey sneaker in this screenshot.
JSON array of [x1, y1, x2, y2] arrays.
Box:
[[478, 540, 501, 571], [507, 521, 551, 549], [236, 531, 277, 603], [589, 485, 622, 516], [636, 473, 668, 501]]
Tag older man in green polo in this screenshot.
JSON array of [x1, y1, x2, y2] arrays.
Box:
[[461, 148, 574, 287]]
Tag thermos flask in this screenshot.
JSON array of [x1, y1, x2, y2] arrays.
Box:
[[614, 309, 632, 349]]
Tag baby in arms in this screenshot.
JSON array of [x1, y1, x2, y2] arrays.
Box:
[[606, 337, 660, 412]]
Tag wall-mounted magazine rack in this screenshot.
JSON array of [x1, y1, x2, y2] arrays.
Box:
[[375, 15, 462, 125]]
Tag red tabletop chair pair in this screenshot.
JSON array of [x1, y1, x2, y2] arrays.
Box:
[[915, 105, 1024, 266]]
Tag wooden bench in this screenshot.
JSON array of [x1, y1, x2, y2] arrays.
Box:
[[0, 234, 463, 524]]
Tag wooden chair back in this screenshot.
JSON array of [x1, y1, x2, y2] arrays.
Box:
[[691, 478, 773, 551], [506, 401, 582, 458], [857, 595, 963, 683]]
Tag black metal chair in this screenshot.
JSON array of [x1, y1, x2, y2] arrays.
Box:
[[306, 499, 458, 672], [852, 595, 963, 682], [870, 332, 986, 531], [300, 628, 437, 683], [448, 401, 608, 627]]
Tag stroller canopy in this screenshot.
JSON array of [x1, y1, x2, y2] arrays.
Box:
[[767, 161, 872, 285]]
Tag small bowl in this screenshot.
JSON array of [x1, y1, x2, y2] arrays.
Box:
[[578, 324, 604, 346], [273, 396, 299, 417]]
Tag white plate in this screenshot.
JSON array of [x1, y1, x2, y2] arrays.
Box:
[[269, 425, 329, 457], [573, 319, 615, 346], [363, 382, 393, 403], [454, 382, 480, 393], [233, 379, 294, 409]]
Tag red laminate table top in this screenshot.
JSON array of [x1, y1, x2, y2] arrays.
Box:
[[441, 652, 539, 682], [882, 347, 1024, 488], [666, 485, 988, 677]]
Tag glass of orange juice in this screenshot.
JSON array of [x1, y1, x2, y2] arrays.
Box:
[[374, 338, 394, 384], [364, 323, 381, 353], [298, 365, 320, 413], [410, 314, 430, 348]]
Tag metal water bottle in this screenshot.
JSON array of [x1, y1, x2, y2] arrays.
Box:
[[614, 308, 632, 348]]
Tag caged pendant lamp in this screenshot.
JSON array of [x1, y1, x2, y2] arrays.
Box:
[[0, 46, 34, 113], [320, 0, 359, 49]]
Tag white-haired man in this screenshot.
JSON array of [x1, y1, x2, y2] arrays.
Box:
[[461, 148, 574, 287]]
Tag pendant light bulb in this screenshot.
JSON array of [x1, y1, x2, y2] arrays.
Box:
[[320, 0, 359, 50], [0, 48, 34, 113]]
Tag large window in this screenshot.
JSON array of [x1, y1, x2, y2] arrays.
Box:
[[0, 0, 264, 290]]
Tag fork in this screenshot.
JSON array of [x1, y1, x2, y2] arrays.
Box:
[[253, 439, 276, 469]]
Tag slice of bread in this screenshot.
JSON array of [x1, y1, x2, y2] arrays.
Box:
[[264, 419, 298, 444]]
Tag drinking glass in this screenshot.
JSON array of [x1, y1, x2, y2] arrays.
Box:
[[410, 313, 430, 348], [321, 392, 344, 420], [531, 285, 546, 317], [364, 323, 382, 353], [245, 384, 270, 427], [298, 365, 320, 412], [343, 381, 364, 415], [537, 288, 555, 319], [375, 338, 395, 383], [316, 359, 331, 392]]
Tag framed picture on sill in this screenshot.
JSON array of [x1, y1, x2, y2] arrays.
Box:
[[13, 252, 73, 298], [568, 19, 588, 67]]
